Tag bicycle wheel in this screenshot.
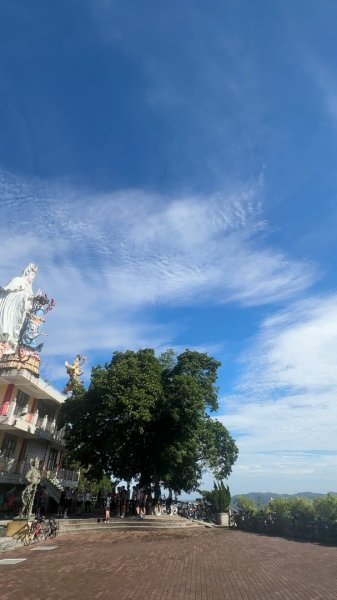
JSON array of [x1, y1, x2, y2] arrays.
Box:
[[22, 529, 32, 546], [50, 520, 59, 537], [42, 523, 51, 539]]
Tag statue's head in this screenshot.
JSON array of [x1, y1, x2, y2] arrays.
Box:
[[21, 263, 38, 284]]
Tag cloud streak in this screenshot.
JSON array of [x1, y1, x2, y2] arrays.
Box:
[[219, 294, 337, 493], [0, 170, 316, 390]]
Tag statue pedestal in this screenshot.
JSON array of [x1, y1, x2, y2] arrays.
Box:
[[7, 519, 31, 537], [0, 352, 40, 376]]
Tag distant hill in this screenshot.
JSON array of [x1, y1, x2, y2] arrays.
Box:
[[231, 491, 337, 509]]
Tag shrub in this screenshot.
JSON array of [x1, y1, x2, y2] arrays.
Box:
[[235, 495, 257, 514], [288, 497, 314, 521], [201, 481, 231, 512], [265, 497, 292, 519], [313, 494, 337, 522]]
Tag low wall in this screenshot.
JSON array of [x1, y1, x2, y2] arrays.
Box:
[[234, 515, 337, 544]]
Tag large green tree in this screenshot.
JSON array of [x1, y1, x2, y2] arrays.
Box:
[[60, 348, 238, 494]]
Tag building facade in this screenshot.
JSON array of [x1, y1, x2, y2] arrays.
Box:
[[0, 264, 80, 515], [0, 367, 79, 514]]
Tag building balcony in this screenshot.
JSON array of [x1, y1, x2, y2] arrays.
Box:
[[0, 458, 80, 488], [0, 400, 66, 446]]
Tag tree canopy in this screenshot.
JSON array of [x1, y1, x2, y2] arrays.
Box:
[[60, 348, 238, 494]]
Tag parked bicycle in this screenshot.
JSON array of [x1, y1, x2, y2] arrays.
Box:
[[178, 501, 217, 524], [154, 502, 178, 515], [14, 517, 59, 546]]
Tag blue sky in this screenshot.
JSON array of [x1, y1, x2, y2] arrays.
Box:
[[1, 0, 337, 494]]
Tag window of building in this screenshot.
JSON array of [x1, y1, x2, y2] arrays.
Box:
[[47, 448, 58, 470], [14, 390, 29, 416], [37, 400, 56, 421], [1, 433, 17, 458]]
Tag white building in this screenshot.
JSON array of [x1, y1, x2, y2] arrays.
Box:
[[0, 367, 79, 514], [0, 263, 80, 515]]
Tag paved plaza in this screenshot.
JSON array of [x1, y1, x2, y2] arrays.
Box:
[[1, 527, 337, 600]]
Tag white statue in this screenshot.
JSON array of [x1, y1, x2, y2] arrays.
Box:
[[0, 264, 38, 357]]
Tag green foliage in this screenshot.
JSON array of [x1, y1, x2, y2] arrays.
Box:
[[265, 497, 292, 519], [263, 496, 315, 521], [62, 458, 114, 494], [60, 348, 239, 494], [201, 481, 231, 512], [78, 472, 114, 495], [313, 493, 337, 521], [288, 497, 315, 521], [232, 493, 337, 523], [235, 495, 257, 513], [199, 419, 239, 481]]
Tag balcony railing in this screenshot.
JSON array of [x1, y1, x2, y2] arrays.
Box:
[[0, 458, 80, 484], [43, 467, 80, 483], [0, 400, 65, 442], [35, 416, 65, 441]]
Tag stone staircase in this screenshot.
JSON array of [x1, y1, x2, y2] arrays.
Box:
[[43, 474, 63, 503], [57, 515, 206, 534]]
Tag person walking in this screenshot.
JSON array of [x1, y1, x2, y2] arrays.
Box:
[[105, 494, 111, 522]]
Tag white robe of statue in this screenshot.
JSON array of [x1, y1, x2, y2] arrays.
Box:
[[0, 264, 38, 355]]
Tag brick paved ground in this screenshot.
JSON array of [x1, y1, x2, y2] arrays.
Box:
[[1, 528, 337, 600]]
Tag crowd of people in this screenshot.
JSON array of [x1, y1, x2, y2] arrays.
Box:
[[56, 485, 169, 520], [57, 488, 93, 517]]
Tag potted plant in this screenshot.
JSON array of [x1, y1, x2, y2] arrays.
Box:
[[202, 481, 231, 526]]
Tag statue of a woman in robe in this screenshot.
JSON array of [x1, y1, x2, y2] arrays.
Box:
[[0, 264, 38, 357]]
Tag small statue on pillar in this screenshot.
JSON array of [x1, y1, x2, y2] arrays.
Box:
[[63, 354, 86, 394]]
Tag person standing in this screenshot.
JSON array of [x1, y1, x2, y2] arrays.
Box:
[[76, 490, 84, 515], [63, 488, 72, 518], [105, 494, 111, 522], [84, 490, 92, 515], [58, 490, 66, 517], [140, 488, 147, 519], [119, 486, 126, 518], [135, 485, 142, 518]]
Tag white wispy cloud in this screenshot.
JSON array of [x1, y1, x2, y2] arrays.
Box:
[[301, 50, 337, 129], [219, 294, 337, 493], [0, 170, 315, 385]]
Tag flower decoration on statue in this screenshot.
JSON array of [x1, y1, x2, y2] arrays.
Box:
[[19, 292, 56, 355]]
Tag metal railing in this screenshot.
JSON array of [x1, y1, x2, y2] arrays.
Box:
[[1, 401, 64, 441], [0, 459, 80, 484]]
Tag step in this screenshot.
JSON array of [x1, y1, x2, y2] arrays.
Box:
[[57, 516, 203, 533], [57, 517, 187, 527], [58, 523, 202, 533], [58, 521, 200, 531], [59, 516, 182, 524], [59, 521, 199, 529]]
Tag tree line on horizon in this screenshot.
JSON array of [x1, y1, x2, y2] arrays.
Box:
[[235, 493, 337, 522]]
